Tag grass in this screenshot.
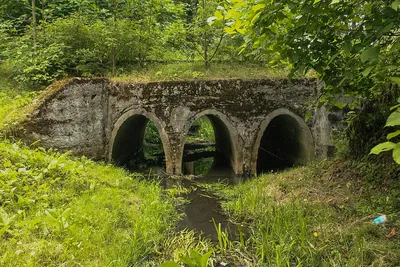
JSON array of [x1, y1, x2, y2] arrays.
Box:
[[203, 159, 400, 266], [0, 76, 37, 132], [0, 140, 184, 266], [111, 61, 295, 83]]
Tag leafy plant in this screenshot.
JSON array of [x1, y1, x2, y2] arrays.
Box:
[[160, 249, 214, 267], [370, 90, 400, 163], [4, 35, 67, 86]]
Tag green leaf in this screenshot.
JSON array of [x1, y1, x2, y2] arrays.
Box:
[[370, 142, 396, 155], [360, 47, 380, 63], [0, 225, 10, 237], [214, 10, 224, 20], [390, 103, 400, 111], [252, 4, 266, 12], [158, 261, 181, 267], [392, 0, 400, 10], [180, 255, 197, 266], [224, 27, 236, 34], [200, 250, 214, 267], [389, 77, 400, 86], [305, 111, 312, 122], [388, 130, 400, 140], [362, 66, 374, 77], [343, 41, 352, 52], [352, 43, 364, 53], [382, 22, 394, 33], [386, 111, 400, 127], [330, 0, 340, 4], [393, 143, 400, 164], [333, 100, 347, 109]]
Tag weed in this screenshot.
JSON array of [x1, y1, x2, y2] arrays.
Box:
[[212, 218, 232, 255]]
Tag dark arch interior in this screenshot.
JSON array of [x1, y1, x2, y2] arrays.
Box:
[[257, 115, 307, 174], [111, 115, 165, 171], [183, 115, 234, 176]]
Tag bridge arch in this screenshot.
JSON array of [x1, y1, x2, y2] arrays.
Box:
[[109, 109, 173, 173], [252, 108, 315, 174], [177, 109, 242, 175]]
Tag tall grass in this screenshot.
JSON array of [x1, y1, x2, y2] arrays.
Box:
[[214, 162, 400, 266], [0, 140, 181, 266]]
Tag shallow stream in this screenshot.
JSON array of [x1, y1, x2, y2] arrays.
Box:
[[135, 157, 240, 243]]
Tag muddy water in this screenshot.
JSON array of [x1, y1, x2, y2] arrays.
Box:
[[179, 161, 241, 242], [132, 157, 241, 242]]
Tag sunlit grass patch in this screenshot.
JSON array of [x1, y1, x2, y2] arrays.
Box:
[[0, 77, 38, 133], [112, 61, 294, 83], [0, 140, 180, 266]]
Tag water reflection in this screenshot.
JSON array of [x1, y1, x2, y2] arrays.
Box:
[[183, 157, 214, 176]]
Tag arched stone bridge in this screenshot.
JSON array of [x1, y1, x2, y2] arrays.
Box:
[[19, 78, 335, 175]]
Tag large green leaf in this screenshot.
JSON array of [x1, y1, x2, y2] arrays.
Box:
[[387, 130, 400, 140], [392, 0, 400, 10], [386, 111, 400, 127], [393, 143, 400, 164], [370, 141, 396, 155], [360, 47, 380, 63]]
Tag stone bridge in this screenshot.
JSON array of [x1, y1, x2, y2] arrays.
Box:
[[19, 78, 335, 175]]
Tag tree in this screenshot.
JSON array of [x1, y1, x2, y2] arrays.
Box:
[[224, 0, 399, 98], [185, 0, 227, 65], [223, 0, 400, 160]]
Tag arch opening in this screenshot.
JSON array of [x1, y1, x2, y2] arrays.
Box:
[[111, 114, 165, 173], [257, 114, 313, 174], [183, 115, 234, 177]]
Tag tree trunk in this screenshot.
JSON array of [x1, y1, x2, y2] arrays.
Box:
[[41, 0, 46, 40], [32, 0, 37, 44], [202, 0, 209, 66], [111, 0, 117, 77]]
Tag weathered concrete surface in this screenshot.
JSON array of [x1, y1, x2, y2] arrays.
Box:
[[18, 77, 336, 175]]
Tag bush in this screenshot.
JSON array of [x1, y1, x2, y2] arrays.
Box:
[[346, 90, 399, 159], [4, 35, 67, 87]]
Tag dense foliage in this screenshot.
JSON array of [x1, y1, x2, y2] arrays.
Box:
[[0, 0, 245, 86], [223, 0, 399, 100], [221, 0, 400, 161]]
